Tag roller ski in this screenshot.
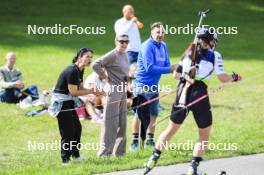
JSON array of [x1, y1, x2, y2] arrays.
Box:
[[183, 169, 226, 175], [184, 163, 227, 175]]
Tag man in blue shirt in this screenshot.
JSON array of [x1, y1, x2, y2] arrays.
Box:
[[130, 22, 175, 151]]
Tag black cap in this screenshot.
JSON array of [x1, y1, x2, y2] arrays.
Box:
[[198, 29, 215, 44]]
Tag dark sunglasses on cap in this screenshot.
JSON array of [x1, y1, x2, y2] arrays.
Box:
[[118, 40, 129, 44]]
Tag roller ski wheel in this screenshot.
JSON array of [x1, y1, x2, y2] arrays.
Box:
[[219, 171, 226, 175], [186, 166, 207, 175]]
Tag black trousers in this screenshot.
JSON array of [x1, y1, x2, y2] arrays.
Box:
[[57, 100, 82, 162]]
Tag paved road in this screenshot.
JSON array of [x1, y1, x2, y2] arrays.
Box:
[[98, 153, 264, 175]]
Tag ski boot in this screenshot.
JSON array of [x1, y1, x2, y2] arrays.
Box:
[[143, 152, 160, 175]]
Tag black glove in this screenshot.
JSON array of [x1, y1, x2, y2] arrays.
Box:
[[175, 64, 183, 73], [232, 72, 241, 82]]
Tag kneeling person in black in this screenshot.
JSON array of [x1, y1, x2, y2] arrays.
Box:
[[51, 48, 102, 165]]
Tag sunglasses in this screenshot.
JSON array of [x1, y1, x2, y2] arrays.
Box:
[[118, 40, 129, 44]]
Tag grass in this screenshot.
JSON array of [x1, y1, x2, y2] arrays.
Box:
[[0, 0, 264, 174]]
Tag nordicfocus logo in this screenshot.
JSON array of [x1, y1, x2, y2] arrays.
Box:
[[27, 24, 106, 35], [27, 140, 105, 151], [161, 140, 238, 151], [161, 24, 238, 35]]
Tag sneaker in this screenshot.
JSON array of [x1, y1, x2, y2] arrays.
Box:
[[91, 115, 104, 124], [19, 96, 33, 109], [95, 108, 102, 116], [187, 165, 207, 175], [32, 94, 49, 106], [96, 118, 104, 124], [96, 114, 104, 123], [144, 140, 155, 149], [73, 155, 86, 161], [129, 143, 139, 151], [144, 153, 160, 175]]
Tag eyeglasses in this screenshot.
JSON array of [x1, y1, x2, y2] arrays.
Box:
[[118, 40, 129, 44]]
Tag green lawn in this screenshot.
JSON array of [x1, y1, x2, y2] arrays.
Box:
[[0, 0, 264, 175]]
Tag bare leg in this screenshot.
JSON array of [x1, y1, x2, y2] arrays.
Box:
[[144, 121, 181, 173], [186, 126, 212, 175], [127, 98, 133, 108], [147, 117, 157, 134], [131, 116, 140, 134], [129, 116, 141, 151], [85, 102, 97, 118], [193, 126, 211, 157], [156, 121, 181, 151]]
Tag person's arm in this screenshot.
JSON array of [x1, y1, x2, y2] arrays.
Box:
[[214, 51, 241, 83], [0, 69, 24, 89], [0, 70, 14, 89], [173, 61, 183, 80], [92, 52, 114, 80], [217, 73, 234, 83], [80, 82, 84, 89], [217, 73, 241, 83], [66, 68, 103, 97], [68, 84, 101, 97], [142, 45, 173, 74]]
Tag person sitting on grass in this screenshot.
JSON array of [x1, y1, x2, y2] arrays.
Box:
[[81, 64, 136, 123], [0, 52, 39, 104], [80, 72, 106, 123]]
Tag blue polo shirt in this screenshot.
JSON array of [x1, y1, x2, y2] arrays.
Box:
[[135, 37, 171, 88]]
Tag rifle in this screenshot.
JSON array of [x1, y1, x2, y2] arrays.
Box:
[[178, 9, 211, 106]]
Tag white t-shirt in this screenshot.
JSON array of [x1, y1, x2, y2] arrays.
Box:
[[213, 51, 225, 75], [80, 72, 105, 103], [84, 72, 105, 90], [182, 50, 225, 79], [114, 18, 141, 52]]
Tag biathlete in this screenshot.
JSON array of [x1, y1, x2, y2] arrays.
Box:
[[144, 29, 242, 175]]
